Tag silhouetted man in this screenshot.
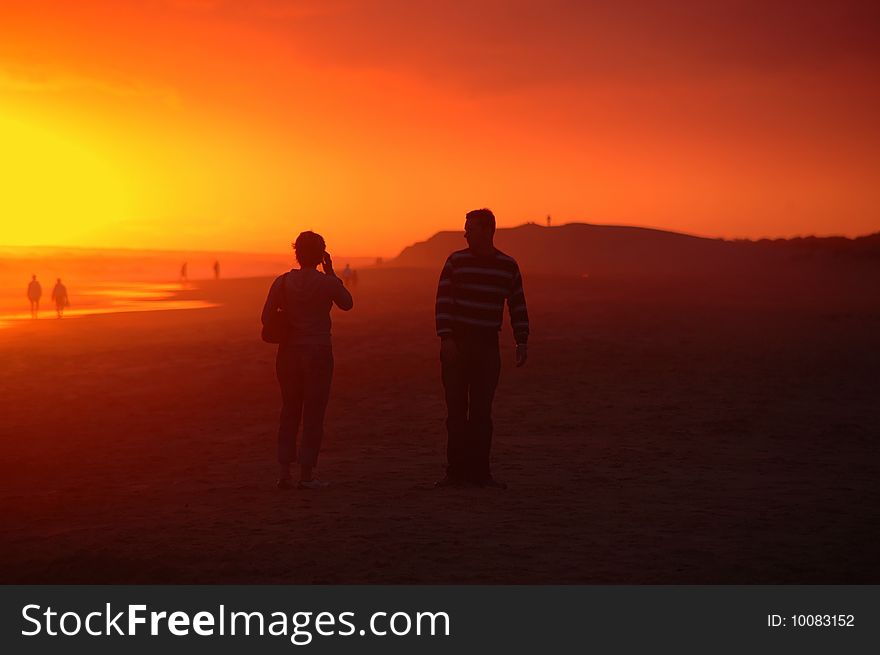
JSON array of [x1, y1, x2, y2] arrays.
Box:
[[435, 208, 529, 488], [51, 278, 69, 318], [213, 260, 220, 280], [27, 274, 42, 319], [180, 262, 188, 282]]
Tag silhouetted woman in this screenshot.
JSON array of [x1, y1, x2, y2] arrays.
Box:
[[261, 231, 353, 489]]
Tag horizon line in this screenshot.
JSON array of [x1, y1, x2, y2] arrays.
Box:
[[1, 221, 877, 259]]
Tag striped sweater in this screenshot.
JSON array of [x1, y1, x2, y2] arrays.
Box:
[[435, 248, 530, 344]]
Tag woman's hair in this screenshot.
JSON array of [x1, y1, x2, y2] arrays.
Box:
[[293, 231, 326, 267]]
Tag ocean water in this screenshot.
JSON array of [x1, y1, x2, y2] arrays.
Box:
[[0, 246, 376, 329]]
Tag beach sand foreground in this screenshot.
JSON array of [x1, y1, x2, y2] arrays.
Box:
[[0, 268, 878, 583]]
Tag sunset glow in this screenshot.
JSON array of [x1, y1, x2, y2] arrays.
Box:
[[0, 113, 134, 245], [1, 0, 878, 256]]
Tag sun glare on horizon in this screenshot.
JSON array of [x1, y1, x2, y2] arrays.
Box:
[[0, 113, 134, 247]]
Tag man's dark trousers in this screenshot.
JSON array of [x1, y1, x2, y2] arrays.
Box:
[[441, 330, 501, 482]]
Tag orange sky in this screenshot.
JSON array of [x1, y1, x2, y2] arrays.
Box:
[[1, 0, 878, 256]]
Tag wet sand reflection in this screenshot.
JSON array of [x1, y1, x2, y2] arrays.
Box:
[[0, 282, 217, 328]]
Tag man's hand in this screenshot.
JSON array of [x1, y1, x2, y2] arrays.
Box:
[[515, 343, 528, 367], [321, 251, 335, 276], [440, 337, 459, 361]]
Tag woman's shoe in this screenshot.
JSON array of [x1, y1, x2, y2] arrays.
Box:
[[434, 475, 465, 488], [298, 479, 330, 489]]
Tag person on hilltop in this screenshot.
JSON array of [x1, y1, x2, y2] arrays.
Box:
[[51, 278, 69, 318], [27, 274, 42, 319], [261, 231, 353, 490], [434, 208, 530, 489]]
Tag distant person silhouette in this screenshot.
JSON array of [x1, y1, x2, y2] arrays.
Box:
[[342, 263, 352, 287], [435, 208, 530, 488], [180, 262, 188, 282], [27, 274, 42, 319], [547, 214, 552, 227], [261, 231, 353, 490], [51, 278, 69, 318], [213, 260, 220, 280]]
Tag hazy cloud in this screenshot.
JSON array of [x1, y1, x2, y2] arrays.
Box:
[[229, 0, 880, 92], [0, 66, 180, 107]]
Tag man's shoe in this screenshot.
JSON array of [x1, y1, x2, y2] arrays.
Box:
[[480, 477, 508, 489], [298, 479, 330, 490]]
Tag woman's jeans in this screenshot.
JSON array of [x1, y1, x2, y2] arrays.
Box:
[[276, 342, 334, 468]]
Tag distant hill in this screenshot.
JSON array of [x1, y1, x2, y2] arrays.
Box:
[[391, 223, 880, 276]]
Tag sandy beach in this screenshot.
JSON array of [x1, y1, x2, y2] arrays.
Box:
[[0, 267, 878, 583]]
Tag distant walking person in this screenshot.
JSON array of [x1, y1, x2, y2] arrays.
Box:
[[342, 263, 352, 287], [180, 262, 188, 282], [261, 231, 353, 489], [51, 278, 69, 318], [213, 260, 220, 280], [435, 208, 529, 488], [27, 274, 42, 319]]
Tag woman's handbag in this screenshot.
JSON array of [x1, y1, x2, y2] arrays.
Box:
[[261, 273, 290, 344]]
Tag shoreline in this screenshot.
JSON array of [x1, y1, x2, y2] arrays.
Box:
[[0, 281, 219, 330]]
